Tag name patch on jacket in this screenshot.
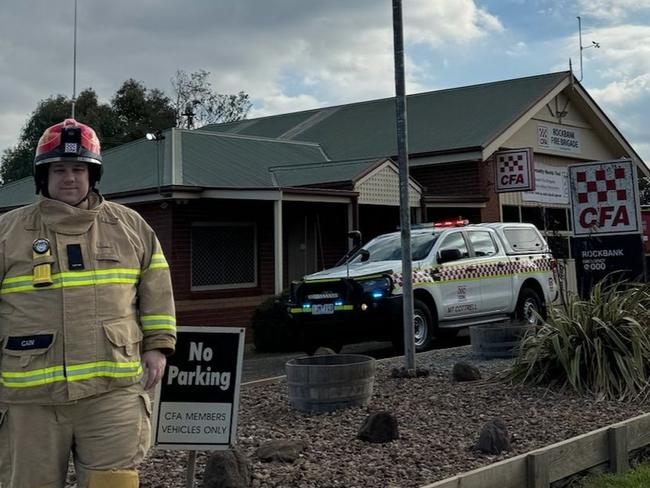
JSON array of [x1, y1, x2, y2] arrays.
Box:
[[5, 334, 54, 351]]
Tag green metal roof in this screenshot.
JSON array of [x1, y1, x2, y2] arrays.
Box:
[[179, 130, 329, 187], [271, 158, 382, 187], [0, 178, 36, 208], [102, 138, 161, 193], [206, 72, 570, 160]]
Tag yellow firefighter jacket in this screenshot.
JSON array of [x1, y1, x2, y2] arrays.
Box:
[[0, 193, 176, 403]]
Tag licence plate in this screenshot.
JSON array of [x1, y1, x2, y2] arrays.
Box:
[[312, 303, 335, 315]]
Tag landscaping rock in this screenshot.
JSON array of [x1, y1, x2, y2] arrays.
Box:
[[357, 411, 399, 443], [313, 347, 337, 356], [201, 447, 251, 488], [255, 440, 306, 463], [476, 418, 511, 454], [452, 362, 481, 382]]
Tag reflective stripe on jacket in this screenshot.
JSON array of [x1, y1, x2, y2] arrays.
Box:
[[0, 193, 176, 403]]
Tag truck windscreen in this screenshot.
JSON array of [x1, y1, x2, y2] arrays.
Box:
[[348, 233, 439, 263]]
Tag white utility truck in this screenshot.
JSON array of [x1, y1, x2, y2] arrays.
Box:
[[288, 221, 558, 354]]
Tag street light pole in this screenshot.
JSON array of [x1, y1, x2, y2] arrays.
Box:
[[392, 0, 416, 372]]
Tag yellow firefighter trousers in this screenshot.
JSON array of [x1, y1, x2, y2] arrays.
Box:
[[0, 384, 151, 488]]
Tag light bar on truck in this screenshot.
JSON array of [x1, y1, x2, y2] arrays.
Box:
[[434, 219, 469, 228]]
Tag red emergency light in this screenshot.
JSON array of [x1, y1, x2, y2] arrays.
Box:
[[433, 219, 469, 228]]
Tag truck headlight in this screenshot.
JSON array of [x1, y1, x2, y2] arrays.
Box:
[[359, 277, 392, 299]]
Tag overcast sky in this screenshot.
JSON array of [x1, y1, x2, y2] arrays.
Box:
[[1, 0, 649, 162]]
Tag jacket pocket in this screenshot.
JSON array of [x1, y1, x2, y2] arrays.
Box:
[[2, 331, 57, 368], [96, 244, 121, 262], [102, 318, 143, 358]]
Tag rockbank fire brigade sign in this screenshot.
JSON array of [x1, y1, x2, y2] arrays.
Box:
[[153, 326, 245, 450], [569, 160, 641, 236], [494, 148, 535, 193]]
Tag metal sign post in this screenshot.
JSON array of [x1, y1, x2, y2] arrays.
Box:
[[392, 0, 416, 372]]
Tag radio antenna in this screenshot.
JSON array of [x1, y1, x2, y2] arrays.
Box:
[[71, 0, 78, 118], [577, 16, 600, 82]]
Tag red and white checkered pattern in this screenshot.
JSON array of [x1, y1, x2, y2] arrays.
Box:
[[575, 167, 627, 204], [498, 154, 525, 174], [391, 257, 554, 287]]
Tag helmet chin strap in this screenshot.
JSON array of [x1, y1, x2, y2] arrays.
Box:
[[72, 191, 91, 208]]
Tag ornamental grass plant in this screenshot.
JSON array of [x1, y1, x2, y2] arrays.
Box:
[[505, 279, 650, 401]]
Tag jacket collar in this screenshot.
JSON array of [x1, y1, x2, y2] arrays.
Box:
[[37, 192, 104, 235]]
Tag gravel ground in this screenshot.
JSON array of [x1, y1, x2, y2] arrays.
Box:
[[70, 345, 650, 487]]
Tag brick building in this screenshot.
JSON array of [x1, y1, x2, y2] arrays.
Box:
[[0, 72, 645, 337]]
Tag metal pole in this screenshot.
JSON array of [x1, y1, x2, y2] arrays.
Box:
[[392, 0, 416, 372], [71, 0, 78, 119], [157, 139, 162, 196], [185, 450, 197, 488], [577, 16, 583, 82]]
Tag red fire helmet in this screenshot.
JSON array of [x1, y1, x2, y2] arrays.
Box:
[[33, 119, 103, 195]]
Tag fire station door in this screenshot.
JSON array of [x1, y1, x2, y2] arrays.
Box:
[[436, 231, 482, 319]]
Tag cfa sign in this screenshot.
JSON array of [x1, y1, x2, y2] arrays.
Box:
[[494, 148, 535, 193], [152, 326, 245, 450], [568, 160, 641, 236]]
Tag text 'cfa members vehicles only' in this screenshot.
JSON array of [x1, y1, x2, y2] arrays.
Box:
[[288, 221, 558, 354]]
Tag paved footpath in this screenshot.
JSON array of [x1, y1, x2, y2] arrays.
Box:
[[240, 341, 396, 383]]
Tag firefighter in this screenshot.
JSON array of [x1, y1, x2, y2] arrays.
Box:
[[0, 119, 176, 488]]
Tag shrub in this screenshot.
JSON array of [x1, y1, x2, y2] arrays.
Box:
[[251, 291, 300, 353], [505, 279, 650, 401]]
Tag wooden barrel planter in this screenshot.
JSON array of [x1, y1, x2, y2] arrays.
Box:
[[469, 321, 533, 359], [285, 354, 376, 414]]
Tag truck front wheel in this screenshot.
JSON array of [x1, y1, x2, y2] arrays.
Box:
[[515, 288, 543, 325], [413, 299, 434, 352]]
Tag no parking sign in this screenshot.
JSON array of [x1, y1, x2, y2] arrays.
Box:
[[152, 326, 245, 450]]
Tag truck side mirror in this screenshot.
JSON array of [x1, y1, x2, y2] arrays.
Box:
[[348, 230, 362, 248], [438, 248, 462, 264]]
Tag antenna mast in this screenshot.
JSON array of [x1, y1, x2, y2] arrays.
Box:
[[71, 0, 78, 118], [577, 16, 600, 82]]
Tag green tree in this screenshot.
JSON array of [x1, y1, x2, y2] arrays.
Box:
[[0, 92, 95, 184], [111, 79, 175, 142], [171, 69, 251, 128], [0, 82, 174, 185], [1, 71, 252, 185]]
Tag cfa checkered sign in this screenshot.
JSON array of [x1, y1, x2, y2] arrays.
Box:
[[569, 159, 641, 236], [494, 148, 535, 193]]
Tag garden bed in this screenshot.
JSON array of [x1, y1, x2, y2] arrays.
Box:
[[126, 345, 650, 487]]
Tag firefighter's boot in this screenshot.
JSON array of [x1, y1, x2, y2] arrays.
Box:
[[86, 469, 139, 488]]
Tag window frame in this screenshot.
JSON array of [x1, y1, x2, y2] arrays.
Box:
[[466, 230, 499, 257], [436, 230, 471, 263]]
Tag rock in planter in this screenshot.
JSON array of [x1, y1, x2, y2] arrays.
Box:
[[255, 440, 306, 463], [476, 418, 511, 454], [452, 362, 481, 382], [313, 346, 337, 356], [201, 447, 251, 488], [357, 411, 399, 443]]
